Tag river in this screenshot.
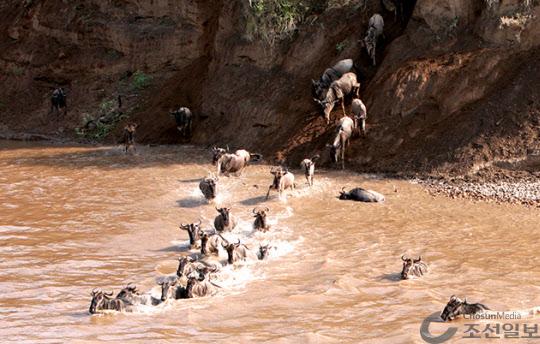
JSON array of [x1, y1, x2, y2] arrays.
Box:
[[1, 141, 539, 343]]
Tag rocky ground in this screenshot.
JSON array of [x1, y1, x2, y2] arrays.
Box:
[[412, 167, 540, 207]]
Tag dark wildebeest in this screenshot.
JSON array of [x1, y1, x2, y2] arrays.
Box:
[[50, 88, 67, 116], [258, 244, 275, 260], [253, 207, 270, 232], [351, 98, 367, 136], [440, 295, 490, 321], [328, 115, 354, 169], [179, 220, 202, 247], [338, 187, 385, 202], [211, 146, 229, 165], [312, 59, 354, 100], [115, 283, 161, 306], [300, 154, 320, 187], [266, 166, 295, 200], [214, 207, 237, 232], [199, 176, 217, 202], [221, 238, 253, 264], [185, 274, 218, 298], [314, 73, 360, 124], [199, 230, 225, 256], [89, 289, 131, 314], [158, 276, 186, 301], [123, 123, 138, 153], [362, 14, 384, 66], [170, 107, 192, 137], [216, 149, 262, 176], [400, 255, 428, 280]]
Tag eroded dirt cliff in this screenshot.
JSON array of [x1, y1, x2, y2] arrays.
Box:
[[1, 0, 539, 177]]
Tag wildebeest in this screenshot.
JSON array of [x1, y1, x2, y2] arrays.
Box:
[[400, 255, 428, 279], [312, 59, 354, 100], [300, 154, 320, 186], [314, 73, 360, 124], [179, 220, 202, 247], [211, 146, 229, 165], [116, 283, 161, 306], [266, 166, 295, 200], [253, 207, 270, 232], [214, 207, 237, 232], [216, 149, 262, 176], [339, 187, 385, 202], [170, 107, 192, 137], [185, 274, 218, 298], [199, 175, 217, 202], [89, 289, 131, 314], [441, 295, 490, 321], [158, 275, 185, 301], [258, 244, 275, 260], [363, 14, 384, 66], [123, 123, 138, 153], [50, 88, 67, 116], [221, 238, 253, 264], [199, 230, 225, 256], [328, 115, 354, 169], [351, 98, 367, 136]]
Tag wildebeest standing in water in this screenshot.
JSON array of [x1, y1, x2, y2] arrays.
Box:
[[170, 107, 192, 137], [440, 295, 490, 321], [300, 154, 320, 187], [123, 123, 138, 153], [50, 88, 67, 117], [89, 289, 131, 314], [266, 166, 295, 200]]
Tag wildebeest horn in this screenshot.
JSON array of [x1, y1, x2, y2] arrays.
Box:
[[218, 234, 229, 246], [341, 187, 346, 192], [180, 223, 187, 229], [92, 288, 100, 295], [197, 219, 202, 226], [401, 255, 407, 261], [450, 295, 457, 301], [234, 239, 241, 247], [105, 291, 114, 296], [252, 207, 257, 214], [215, 207, 220, 212], [265, 207, 269, 212], [414, 256, 422, 262]]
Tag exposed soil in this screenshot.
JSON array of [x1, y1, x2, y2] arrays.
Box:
[[1, 0, 540, 194]]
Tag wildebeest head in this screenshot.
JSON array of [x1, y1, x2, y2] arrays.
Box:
[[199, 230, 209, 255], [216, 207, 231, 226], [338, 187, 351, 200], [176, 256, 195, 277], [401, 255, 422, 280], [253, 207, 269, 230], [212, 146, 229, 165], [221, 238, 242, 264], [270, 167, 286, 187], [258, 244, 271, 260], [158, 276, 178, 301], [89, 288, 113, 314], [179, 220, 202, 246], [440, 295, 466, 321]]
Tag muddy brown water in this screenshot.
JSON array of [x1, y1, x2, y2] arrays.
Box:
[[1, 141, 540, 343]]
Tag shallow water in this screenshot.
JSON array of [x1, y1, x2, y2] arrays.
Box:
[[1, 141, 540, 343]]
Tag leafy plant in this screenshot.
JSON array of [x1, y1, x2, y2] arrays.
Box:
[[131, 70, 151, 90]]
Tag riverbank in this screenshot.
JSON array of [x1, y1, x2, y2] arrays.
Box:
[[413, 168, 540, 207]]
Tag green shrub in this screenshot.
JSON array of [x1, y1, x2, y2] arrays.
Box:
[[131, 70, 151, 90]]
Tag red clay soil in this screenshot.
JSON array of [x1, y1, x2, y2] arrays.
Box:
[[1, 0, 540, 181]]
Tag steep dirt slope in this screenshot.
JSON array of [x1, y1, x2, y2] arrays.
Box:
[[1, 0, 539, 178]]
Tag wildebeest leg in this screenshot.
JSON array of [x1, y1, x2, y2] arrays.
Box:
[[341, 99, 346, 117], [265, 186, 273, 200]]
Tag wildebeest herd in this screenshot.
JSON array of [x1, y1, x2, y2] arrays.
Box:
[[85, 11, 522, 324]]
